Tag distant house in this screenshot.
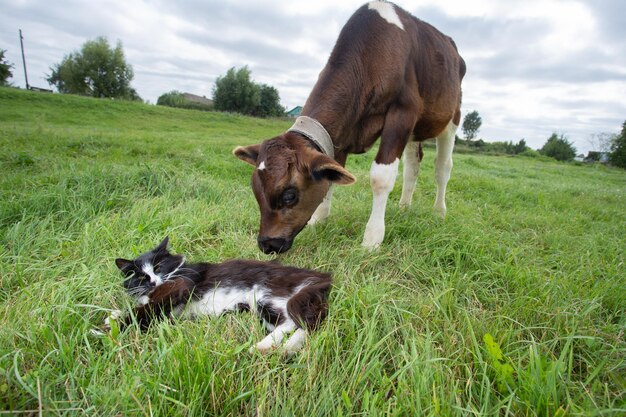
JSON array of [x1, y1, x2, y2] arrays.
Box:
[[29, 86, 53, 93], [183, 93, 213, 107], [584, 151, 609, 163], [574, 154, 585, 162], [286, 106, 302, 118]]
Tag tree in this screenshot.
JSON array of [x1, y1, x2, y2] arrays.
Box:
[[255, 84, 284, 117], [213, 66, 260, 115], [212, 66, 283, 117], [47, 37, 140, 100], [540, 133, 576, 161], [608, 121, 626, 169], [588, 132, 613, 154], [0, 49, 14, 86], [513, 139, 528, 154], [462, 110, 482, 140]]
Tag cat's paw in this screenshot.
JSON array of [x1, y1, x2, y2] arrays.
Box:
[[252, 340, 276, 355], [282, 329, 306, 356], [103, 310, 123, 332]]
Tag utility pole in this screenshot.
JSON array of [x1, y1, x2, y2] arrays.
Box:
[[19, 29, 30, 90]]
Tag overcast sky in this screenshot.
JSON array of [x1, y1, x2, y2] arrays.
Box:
[[2, 0, 625, 153]]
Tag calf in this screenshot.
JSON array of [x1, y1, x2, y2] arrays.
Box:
[[234, 1, 466, 254]]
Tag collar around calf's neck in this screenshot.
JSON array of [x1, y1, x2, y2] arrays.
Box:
[[288, 116, 335, 159]]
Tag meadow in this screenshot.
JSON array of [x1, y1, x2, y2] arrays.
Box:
[[0, 87, 624, 416]]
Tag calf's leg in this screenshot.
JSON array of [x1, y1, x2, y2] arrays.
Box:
[[399, 139, 423, 208], [362, 105, 417, 249], [308, 153, 347, 225], [308, 185, 334, 225], [434, 120, 457, 217]]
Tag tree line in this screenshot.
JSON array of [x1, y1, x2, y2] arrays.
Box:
[[2, 39, 625, 168], [461, 110, 626, 168], [1, 37, 284, 118]]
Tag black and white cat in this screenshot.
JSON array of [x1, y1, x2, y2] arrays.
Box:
[[105, 237, 332, 354]]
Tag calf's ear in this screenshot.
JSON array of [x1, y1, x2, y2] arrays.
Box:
[[309, 155, 356, 185], [233, 144, 261, 166]]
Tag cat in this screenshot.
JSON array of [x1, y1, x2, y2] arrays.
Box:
[[104, 237, 332, 355]]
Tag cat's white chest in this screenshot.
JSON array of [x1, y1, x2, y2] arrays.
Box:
[[185, 287, 261, 317]]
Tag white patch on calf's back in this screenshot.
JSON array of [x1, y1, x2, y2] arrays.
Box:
[[368, 1, 404, 30]]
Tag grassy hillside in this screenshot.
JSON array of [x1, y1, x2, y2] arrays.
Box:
[[0, 87, 624, 416]]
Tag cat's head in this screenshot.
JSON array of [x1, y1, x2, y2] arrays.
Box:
[[115, 237, 184, 297]]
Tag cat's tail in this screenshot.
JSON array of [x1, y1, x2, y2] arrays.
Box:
[[286, 275, 332, 331], [121, 277, 194, 331]]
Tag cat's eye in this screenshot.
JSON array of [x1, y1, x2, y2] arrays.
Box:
[[153, 265, 161, 273], [281, 188, 298, 206]]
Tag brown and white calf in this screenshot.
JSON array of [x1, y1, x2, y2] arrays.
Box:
[[234, 1, 466, 254]]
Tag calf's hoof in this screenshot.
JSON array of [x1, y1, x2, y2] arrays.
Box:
[[362, 225, 384, 250]]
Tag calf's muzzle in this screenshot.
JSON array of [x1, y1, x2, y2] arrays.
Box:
[[257, 236, 293, 254]]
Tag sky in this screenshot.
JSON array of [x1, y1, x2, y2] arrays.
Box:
[[1, 0, 625, 154]]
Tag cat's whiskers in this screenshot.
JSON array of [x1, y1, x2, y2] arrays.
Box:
[[162, 258, 186, 281], [127, 286, 151, 298]]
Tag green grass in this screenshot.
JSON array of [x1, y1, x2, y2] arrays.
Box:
[[0, 86, 624, 416]]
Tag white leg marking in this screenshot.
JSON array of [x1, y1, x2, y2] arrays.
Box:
[[368, 1, 405, 30], [283, 328, 307, 356], [308, 185, 334, 225], [362, 158, 399, 249], [400, 141, 422, 208], [434, 121, 457, 217], [254, 321, 297, 354]]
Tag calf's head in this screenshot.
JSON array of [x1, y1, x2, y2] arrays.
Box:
[[234, 133, 355, 254]]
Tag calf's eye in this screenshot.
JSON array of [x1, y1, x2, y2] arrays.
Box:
[[282, 189, 297, 206]]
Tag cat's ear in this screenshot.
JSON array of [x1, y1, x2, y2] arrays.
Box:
[[115, 258, 133, 271], [156, 236, 169, 252]]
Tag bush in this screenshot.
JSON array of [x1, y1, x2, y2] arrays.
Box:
[[454, 138, 528, 156], [157, 90, 186, 107], [157, 91, 214, 112], [519, 149, 540, 158], [540, 133, 576, 161]]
